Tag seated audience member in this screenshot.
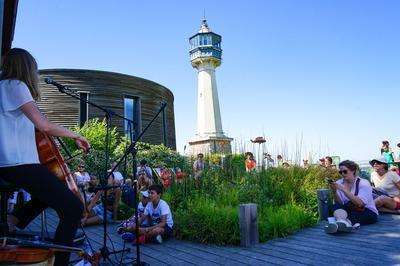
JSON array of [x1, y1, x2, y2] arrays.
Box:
[[74, 163, 90, 186], [282, 161, 290, 169], [118, 190, 151, 237], [137, 159, 153, 178], [125, 184, 173, 244], [325, 156, 336, 169], [84, 174, 99, 202], [109, 161, 124, 185], [138, 172, 153, 192], [159, 165, 172, 188], [303, 159, 309, 168], [318, 158, 325, 167], [121, 178, 135, 208], [81, 174, 121, 226], [325, 160, 378, 234], [370, 157, 400, 212]]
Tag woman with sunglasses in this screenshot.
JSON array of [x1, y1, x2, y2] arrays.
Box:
[[74, 163, 90, 186], [370, 157, 400, 212], [327, 160, 378, 233]]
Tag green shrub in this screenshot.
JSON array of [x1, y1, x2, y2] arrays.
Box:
[[174, 197, 240, 245], [259, 204, 317, 241]]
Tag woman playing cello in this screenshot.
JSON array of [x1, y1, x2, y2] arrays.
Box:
[[0, 48, 90, 266]]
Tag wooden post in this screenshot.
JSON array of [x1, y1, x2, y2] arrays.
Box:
[[239, 203, 259, 247], [317, 189, 330, 221]]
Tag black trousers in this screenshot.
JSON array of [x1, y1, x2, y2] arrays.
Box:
[[0, 164, 83, 266]]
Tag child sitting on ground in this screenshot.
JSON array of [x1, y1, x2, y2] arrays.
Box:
[[118, 190, 150, 239], [123, 184, 173, 245]]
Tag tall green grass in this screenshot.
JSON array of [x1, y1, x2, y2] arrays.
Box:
[[163, 163, 340, 245]]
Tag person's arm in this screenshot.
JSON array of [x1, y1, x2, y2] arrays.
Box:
[[336, 182, 366, 208], [20, 101, 90, 152], [330, 183, 343, 204], [87, 191, 102, 212], [394, 180, 400, 190], [144, 215, 167, 233]]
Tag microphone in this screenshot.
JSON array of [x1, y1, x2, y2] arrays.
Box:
[[44, 78, 67, 93]]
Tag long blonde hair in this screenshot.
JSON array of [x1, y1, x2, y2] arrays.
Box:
[[1, 48, 40, 100]]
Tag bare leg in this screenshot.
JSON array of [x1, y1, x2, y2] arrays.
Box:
[[146, 227, 165, 239], [375, 195, 398, 210], [82, 216, 102, 226], [333, 208, 352, 225]]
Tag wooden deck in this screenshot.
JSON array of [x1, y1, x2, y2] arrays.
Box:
[[24, 209, 400, 265]]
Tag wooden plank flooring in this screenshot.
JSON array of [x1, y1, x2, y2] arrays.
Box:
[[23, 209, 400, 265]]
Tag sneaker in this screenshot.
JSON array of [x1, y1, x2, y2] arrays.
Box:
[[336, 219, 353, 232], [324, 222, 338, 234], [132, 234, 146, 245], [117, 227, 126, 235], [155, 235, 163, 244], [352, 223, 361, 231], [121, 232, 135, 242]]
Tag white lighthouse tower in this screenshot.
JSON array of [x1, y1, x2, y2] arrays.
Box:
[[188, 19, 232, 155]]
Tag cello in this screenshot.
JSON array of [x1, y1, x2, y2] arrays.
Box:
[[35, 129, 88, 212], [0, 237, 101, 265]]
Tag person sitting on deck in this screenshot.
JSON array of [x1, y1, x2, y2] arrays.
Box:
[[325, 160, 378, 234], [124, 184, 173, 245], [118, 190, 151, 238], [137, 159, 153, 178], [369, 156, 400, 212], [159, 164, 173, 188], [74, 163, 90, 187], [138, 172, 153, 192], [81, 174, 121, 226]]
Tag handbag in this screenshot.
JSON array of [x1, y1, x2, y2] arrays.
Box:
[[344, 178, 365, 212]]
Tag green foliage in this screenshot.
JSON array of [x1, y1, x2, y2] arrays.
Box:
[[118, 201, 134, 220], [259, 204, 317, 241], [164, 163, 336, 245], [63, 118, 119, 154], [60, 118, 333, 245], [174, 196, 240, 245]]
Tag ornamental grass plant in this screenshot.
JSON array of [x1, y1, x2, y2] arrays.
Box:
[[164, 156, 340, 245]]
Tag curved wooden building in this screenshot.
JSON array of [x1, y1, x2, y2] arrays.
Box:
[[38, 69, 176, 149]]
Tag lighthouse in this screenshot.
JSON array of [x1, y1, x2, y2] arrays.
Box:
[[188, 19, 232, 155]]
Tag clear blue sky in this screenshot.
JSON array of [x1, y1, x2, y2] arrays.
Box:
[[13, 0, 400, 163]]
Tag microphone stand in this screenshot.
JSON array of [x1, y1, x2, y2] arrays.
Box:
[[110, 102, 167, 266], [45, 79, 132, 264]]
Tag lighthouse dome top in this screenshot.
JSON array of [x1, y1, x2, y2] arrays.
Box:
[[198, 19, 211, 33]]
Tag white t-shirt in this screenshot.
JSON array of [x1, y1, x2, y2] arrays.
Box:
[[138, 201, 149, 226], [137, 166, 152, 177], [371, 171, 400, 197], [335, 177, 379, 215], [144, 199, 173, 228], [111, 171, 124, 184], [74, 171, 90, 185], [0, 80, 39, 167]]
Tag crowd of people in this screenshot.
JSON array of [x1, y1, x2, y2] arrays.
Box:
[[69, 159, 176, 246]]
